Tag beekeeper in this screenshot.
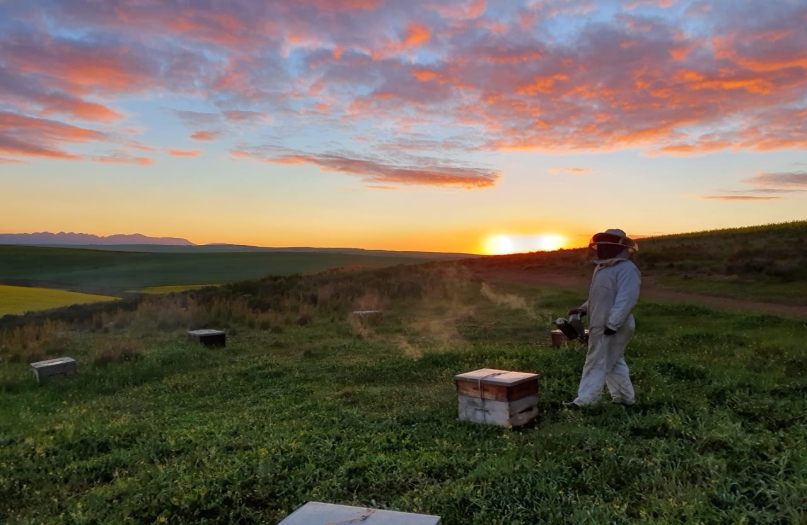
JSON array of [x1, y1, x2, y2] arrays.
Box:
[[564, 229, 640, 408]]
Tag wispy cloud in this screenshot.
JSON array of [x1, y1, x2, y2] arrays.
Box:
[[744, 171, 807, 188], [167, 148, 204, 157], [702, 195, 782, 201], [0, 0, 806, 163], [550, 167, 591, 174], [92, 152, 154, 165], [232, 146, 500, 189], [190, 130, 223, 142]]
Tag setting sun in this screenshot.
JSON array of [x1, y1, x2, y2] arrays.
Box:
[[484, 234, 566, 255]]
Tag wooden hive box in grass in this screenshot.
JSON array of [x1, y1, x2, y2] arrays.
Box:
[[187, 329, 226, 348], [278, 502, 441, 524], [30, 357, 77, 384], [352, 310, 383, 326], [454, 368, 539, 427]]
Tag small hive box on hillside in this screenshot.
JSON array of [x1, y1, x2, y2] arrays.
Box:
[[187, 329, 226, 348], [454, 368, 539, 427], [279, 502, 441, 524], [352, 310, 383, 326], [30, 357, 77, 384]]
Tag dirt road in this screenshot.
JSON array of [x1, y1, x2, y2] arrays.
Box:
[[480, 269, 807, 320]]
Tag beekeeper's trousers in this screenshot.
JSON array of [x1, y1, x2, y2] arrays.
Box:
[[574, 316, 635, 405]]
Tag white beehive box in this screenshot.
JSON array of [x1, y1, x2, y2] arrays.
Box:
[[30, 357, 77, 383], [279, 502, 441, 524], [454, 368, 539, 427]]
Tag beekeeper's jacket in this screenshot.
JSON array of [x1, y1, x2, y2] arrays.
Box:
[[577, 255, 641, 331]]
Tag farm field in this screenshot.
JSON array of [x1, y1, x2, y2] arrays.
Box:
[[0, 284, 117, 317], [0, 245, 448, 297], [1, 264, 805, 524]]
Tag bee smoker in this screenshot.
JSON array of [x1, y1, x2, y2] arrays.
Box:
[[553, 313, 588, 343]]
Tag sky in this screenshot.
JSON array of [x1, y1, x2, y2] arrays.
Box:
[[0, 0, 805, 254]]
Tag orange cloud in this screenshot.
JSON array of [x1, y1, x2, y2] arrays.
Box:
[[0, 111, 107, 160], [167, 149, 204, 157], [3, 0, 806, 161], [404, 23, 432, 47], [550, 167, 591, 174], [190, 130, 222, 141]]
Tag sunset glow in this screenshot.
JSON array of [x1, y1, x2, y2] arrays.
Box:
[[484, 235, 567, 255], [1, 1, 805, 253]]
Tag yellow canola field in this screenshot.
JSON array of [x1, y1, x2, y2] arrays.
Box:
[[0, 285, 118, 316]]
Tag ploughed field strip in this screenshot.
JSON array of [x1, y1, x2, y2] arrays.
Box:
[[0, 267, 806, 524]]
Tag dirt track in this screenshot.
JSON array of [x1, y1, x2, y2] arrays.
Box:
[[481, 270, 807, 320]]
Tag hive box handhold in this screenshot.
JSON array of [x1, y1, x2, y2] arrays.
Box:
[[279, 502, 441, 524], [187, 329, 226, 347], [454, 368, 539, 427], [30, 357, 77, 384]]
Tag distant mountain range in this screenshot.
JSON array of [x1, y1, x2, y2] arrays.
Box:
[[0, 232, 195, 246]]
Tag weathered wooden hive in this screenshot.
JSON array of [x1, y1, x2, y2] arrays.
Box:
[[352, 310, 383, 326], [30, 357, 77, 384], [279, 502, 441, 524], [187, 329, 226, 347], [454, 368, 539, 427]]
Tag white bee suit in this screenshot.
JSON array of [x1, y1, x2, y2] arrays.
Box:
[[573, 255, 641, 405]]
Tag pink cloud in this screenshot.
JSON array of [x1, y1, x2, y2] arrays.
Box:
[[233, 147, 500, 189], [190, 130, 223, 142], [0, 0, 805, 163], [167, 148, 204, 157], [702, 195, 782, 201], [0, 111, 106, 160]]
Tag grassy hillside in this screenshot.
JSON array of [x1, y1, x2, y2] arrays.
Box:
[[0, 285, 117, 317], [467, 221, 807, 305], [1, 265, 806, 524], [0, 245, 443, 296]]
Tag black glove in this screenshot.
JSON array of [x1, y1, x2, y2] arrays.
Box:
[[604, 327, 617, 336], [568, 308, 586, 317]]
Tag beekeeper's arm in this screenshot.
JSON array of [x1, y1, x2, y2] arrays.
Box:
[[606, 265, 641, 331]]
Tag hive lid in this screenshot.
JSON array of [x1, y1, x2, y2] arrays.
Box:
[[454, 368, 538, 386], [279, 502, 441, 524], [187, 329, 225, 336], [30, 357, 76, 368]]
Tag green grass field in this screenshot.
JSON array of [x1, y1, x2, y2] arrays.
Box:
[[0, 245, 446, 296], [0, 284, 117, 317], [1, 266, 805, 524]]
